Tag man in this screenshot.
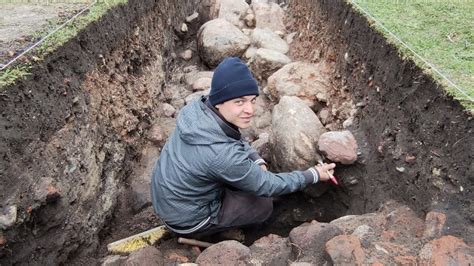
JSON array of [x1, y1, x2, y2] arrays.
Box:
[[151, 57, 335, 237]]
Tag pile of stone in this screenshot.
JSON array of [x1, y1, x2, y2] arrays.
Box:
[[102, 201, 472, 265]]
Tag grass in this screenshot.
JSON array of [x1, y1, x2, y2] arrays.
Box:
[[0, 0, 127, 89], [0, 65, 31, 88], [351, 0, 474, 110]]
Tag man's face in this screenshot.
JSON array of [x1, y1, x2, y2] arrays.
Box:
[[215, 95, 257, 129]]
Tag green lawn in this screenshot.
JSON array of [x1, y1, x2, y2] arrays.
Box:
[[351, 0, 474, 110]]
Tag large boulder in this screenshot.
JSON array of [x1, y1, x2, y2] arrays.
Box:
[[418, 236, 474, 265], [317, 130, 358, 164], [246, 93, 274, 137], [218, 0, 249, 29], [123, 246, 163, 266], [271, 96, 326, 171], [267, 62, 332, 107], [249, 48, 291, 81], [250, 234, 292, 266], [251, 132, 271, 163], [196, 240, 251, 265], [251, 28, 289, 54], [192, 77, 212, 91], [289, 220, 343, 264], [330, 213, 386, 236], [252, 2, 286, 32], [326, 235, 366, 265], [197, 19, 250, 67], [185, 89, 210, 104], [184, 70, 214, 87]]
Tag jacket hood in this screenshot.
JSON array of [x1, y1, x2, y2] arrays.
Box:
[[176, 96, 235, 145]]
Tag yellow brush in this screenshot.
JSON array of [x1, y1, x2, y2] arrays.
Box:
[[107, 225, 170, 254]]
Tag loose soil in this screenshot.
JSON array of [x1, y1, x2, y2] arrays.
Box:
[[0, 0, 472, 265]]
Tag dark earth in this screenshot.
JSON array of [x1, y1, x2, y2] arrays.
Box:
[[0, 0, 472, 264]]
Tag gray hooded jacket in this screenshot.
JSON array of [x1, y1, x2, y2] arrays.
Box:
[[151, 96, 318, 231]]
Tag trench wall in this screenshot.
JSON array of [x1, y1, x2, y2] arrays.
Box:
[[0, 0, 200, 264], [288, 0, 473, 242]]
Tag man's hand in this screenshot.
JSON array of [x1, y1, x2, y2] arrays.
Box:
[[260, 164, 268, 171], [314, 163, 336, 182]]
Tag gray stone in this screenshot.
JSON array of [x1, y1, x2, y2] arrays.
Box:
[[289, 263, 314, 266], [252, 2, 285, 32], [248, 94, 273, 136], [180, 49, 193, 60], [251, 132, 271, 163], [196, 240, 251, 265], [184, 70, 214, 86], [251, 28, 289, 54], [218, 0, 249, 29], [318, 108, 331, 125], [185, 11, 199, 23], [197, 19, 250, 67], [101, 255, 127, 266], [162, 103, 176, 117], [124, 246, 163, 266], [185, 89, 210, 104], [192, 77, 212, 91], [244, 13, 255, 27], [342, 117, 353, 128], [181, 23, 188, 33], [286, 32, 298, 44], [250, 234, 292, 266], [352, 224, 375, 248], [267, 62, 332, 107], [0, 205, 17, 230], [271, 96, 326, 171], [289, 220, 343, 264], [244, 46, 258, 59], [330, 213, 384, 235], [249, 48, 291, 81]]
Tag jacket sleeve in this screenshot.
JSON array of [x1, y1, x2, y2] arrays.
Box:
[[242, 141, 266, 166], [208, 143, 318, 197]]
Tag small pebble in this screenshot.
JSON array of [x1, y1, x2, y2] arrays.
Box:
[[181, 23, 188, 33]]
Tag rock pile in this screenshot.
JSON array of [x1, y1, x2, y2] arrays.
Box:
[[102, 202, 472, 265]]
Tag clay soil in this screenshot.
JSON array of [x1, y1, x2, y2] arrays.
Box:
[[0, 0, 472, 265]]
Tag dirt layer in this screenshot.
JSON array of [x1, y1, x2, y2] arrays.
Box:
[[0, 0, 473, 264], [287, 0, 473, 242], [0, 0, 202, 264]]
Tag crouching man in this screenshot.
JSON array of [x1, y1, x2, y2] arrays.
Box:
[[151, 57, 335, 237]]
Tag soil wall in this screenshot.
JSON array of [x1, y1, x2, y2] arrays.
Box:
[[287, 0, 473, 243], [0, 0, 200, 264]]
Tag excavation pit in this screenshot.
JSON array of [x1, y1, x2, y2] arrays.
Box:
[[0, 0, 472, 264]]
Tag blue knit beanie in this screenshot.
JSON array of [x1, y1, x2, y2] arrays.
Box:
[[209, 57, 259, 106]]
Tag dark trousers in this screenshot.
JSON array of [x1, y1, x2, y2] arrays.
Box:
[[184, 189, 273, 238]]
